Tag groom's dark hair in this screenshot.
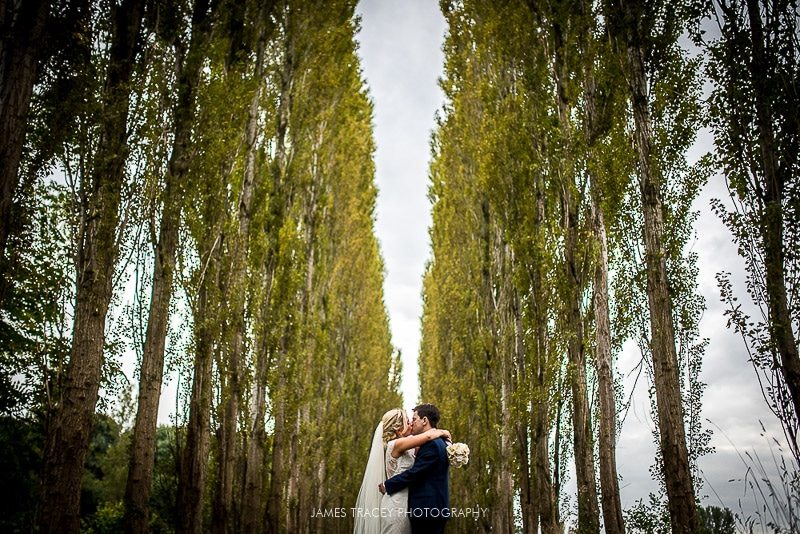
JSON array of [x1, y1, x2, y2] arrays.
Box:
[[414, 404, 440, 428]]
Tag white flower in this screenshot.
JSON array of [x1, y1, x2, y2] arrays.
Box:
[[446, 442, 470, 468]]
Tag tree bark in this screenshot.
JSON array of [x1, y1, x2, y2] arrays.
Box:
[[241, 262, 276, 534], [591, 191, 625, 534], [565, 195, 600, 534], [530, 185, 561, 534], [37, 1, 145, 532], [265, 372, 289, 534], [515, 422, 535, 534], [177, 161, 227, 533], [177, 256, 219, 534], [591, 190, 625, 533], [483, 206, 514, 533], [584, 57, 625, 534], [0, 0, 50, 303], [534, 410, 560, 534], [264, 23, 294, 533], [123, 182, 180, 534], [123, 2, 211, 532], [211, 24, 268, 533], [615, 0, 699, 530], [290, 132, 322, 534], [513, 284, 536, 534], [551, 13, 600, 530]]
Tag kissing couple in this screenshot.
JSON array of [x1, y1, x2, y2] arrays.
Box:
[[353, 403, 452, 534]]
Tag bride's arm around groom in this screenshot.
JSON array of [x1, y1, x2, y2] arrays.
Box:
[[381, 404, 450, 534]]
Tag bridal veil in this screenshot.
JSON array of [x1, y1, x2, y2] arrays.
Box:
[[353, 422, 385, 534]]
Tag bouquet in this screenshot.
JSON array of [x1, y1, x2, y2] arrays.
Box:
[[446, 442, 470, 468]]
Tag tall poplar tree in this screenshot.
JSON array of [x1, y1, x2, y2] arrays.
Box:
[[707, 0, 800, 459], [605, 0, 709, 531], [124, 2, 214, 531], [38, 1, 147, 531], [522, 0, 601, 529], [582, 25, 629, 534]]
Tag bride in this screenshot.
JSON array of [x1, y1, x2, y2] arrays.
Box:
[[353, 409, 451, 534]]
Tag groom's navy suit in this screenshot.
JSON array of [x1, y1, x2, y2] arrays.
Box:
[[384, 437, 450, 534]]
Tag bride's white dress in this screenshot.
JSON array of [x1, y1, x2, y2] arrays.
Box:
[[381, 440, 414, 534]]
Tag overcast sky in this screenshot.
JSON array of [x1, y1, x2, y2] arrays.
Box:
[[354, 0, 789, 524]]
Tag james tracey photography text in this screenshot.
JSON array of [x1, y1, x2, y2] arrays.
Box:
[[309, 506, 490, 519]]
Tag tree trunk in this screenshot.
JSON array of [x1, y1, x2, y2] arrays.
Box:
[[291, 150, 321, 534], [37, 1, 145, 532], [565, 206, 600, 534], [534, 409, 560, 534], [515, 422, 535, 534], [212, 3, 281, 528], [534, 277, 558, 534], [123, 183, 180, 534], [584, 54, 625, 534], [177, 259, 219, 534], [591, 190, 625, 534], [212, 354, 242, 534], [513, 285, 536, 534], [484, 210, 514, 533], [527, 182, 560, 534], [228, 38, 272, 532], [619, 0, 698, 530], [265, 373, 289, 534], [264, 27, 294, 533], [551, 13, 600, 529], [0, 0, 50, 289], [285, 416, 301, 532], [241, 263, 276, 534], [178, 184, 226, 534], [211, 41, 264, 534], [123, 4, 210, 532], [745, 0, 800, 432]]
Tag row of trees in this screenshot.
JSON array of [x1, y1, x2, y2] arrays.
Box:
[[420, 0, 798, 533], [1, 0, 399, 532]]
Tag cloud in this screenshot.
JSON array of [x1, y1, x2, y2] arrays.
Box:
[[356, 0, 446, 408]]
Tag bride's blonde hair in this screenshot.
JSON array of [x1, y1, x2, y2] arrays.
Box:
[[381, 409, 406, 444]]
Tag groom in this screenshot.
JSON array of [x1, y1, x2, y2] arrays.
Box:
[[379, 403, 450, 534]]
